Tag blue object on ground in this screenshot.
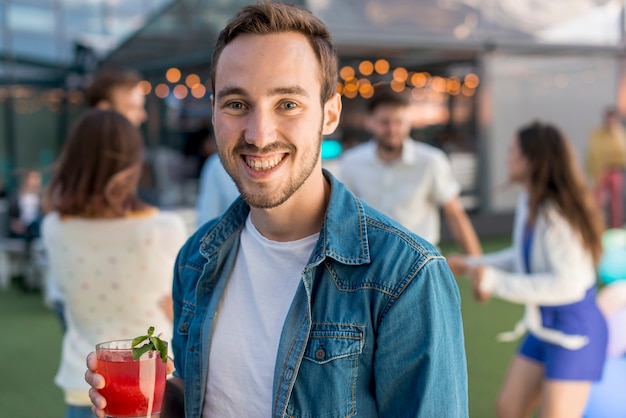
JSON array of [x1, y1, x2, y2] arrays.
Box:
[[583, 356, 626, 418]]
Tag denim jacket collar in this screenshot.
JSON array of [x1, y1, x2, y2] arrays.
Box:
[[198, 169, 371, 267]]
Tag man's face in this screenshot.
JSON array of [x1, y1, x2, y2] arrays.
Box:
[[367, 104, 412, 151], [110, 85, 147, 127], [211, 32, 340, 209]]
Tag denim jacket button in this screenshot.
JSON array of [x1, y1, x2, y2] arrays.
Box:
[[315, 348, 326, 360]]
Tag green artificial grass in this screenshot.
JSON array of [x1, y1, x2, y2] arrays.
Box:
[[441, 236, 522, 417], [457, 278, 523, 416], [0, 280, 65, 417], [1, 236, 518, 418]]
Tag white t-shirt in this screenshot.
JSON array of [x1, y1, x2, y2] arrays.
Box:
[[203, 215, 318, 417], [41, 210, 188, 405], [339, 138, 460, 245]]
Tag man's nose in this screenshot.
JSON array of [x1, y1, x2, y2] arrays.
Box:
[[244, 109, 276, 149]]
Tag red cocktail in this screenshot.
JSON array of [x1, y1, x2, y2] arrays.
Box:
[[96, 339, 166, 417]]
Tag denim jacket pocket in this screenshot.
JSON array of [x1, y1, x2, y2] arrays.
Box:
[[303, 323, 364, 363], [287, 323, 365, 418]]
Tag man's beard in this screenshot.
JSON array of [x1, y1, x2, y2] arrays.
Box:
[[221, 127, 323, 209], [378, 139, 402, 154]]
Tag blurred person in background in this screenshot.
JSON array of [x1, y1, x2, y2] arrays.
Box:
[[8, 169, 43, 240], [586, 106, 626, 228], [339, 82, 481, 255], [45, 67, 154, 328], [85, 67, 159, 205], [85, 67, 147, 127], [448, 121, 607, 418], [196, 149, 239, 227], [42, 109, 187, 418], [6, 169, 44, 291]]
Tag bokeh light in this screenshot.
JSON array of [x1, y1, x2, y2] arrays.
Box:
[[154, 83, 170, 98], [165, 67, 181, 83]]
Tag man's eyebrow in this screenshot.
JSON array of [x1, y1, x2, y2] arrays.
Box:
[[268, 86, 309, 97], [215, 86, 246, 100], [215, 85, 310, 100]]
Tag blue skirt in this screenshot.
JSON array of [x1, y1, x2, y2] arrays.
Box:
[[519, 287, 608, 381]]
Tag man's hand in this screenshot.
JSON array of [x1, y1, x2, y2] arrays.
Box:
[[85, 352, 107, 418], [85, 351, 176, 417]]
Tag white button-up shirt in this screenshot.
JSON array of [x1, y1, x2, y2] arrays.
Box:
[[339, 138, 460, 245]]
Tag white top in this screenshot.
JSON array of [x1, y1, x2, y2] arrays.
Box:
[[203, 215, 317, 418], [339, 139, 460, 244], [468, 193, 597, 349], [196, 153, 240, 226], [18, 193, 40, 224], [41, 210, 188, 405]]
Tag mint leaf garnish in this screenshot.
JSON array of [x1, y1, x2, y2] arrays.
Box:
[[131, 326, 168, 363]]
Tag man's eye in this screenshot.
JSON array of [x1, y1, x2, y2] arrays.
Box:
[[228, 102, 245, 110], [282, 101, 297, 110]]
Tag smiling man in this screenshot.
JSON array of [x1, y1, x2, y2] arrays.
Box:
[[86, 2, 468, 417]]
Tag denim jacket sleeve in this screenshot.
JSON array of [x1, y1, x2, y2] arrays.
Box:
[[374, 256, 468, 417]]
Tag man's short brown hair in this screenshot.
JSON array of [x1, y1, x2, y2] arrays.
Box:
[[209, 2, 338, 104]]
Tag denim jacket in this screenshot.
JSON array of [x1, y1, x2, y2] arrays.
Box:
[[172, 171, 468, 418]]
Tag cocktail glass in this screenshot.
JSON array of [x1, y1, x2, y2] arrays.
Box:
[[96, 339, 167, 418]]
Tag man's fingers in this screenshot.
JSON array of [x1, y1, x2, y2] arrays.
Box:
[[88, 387, 107, 417], [85, 369, 105, 389], [86, 351, 98, 371], [91, 405, 106, 418]]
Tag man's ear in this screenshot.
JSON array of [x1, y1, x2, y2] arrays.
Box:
[[322, 93, 342, 136], [104, 165, 140, 214]]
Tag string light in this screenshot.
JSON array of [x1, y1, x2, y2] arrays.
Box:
[[374, 59, 390, 75], [185, 74, 201, 88], [166, 68, 181, 83], [173, 84, 188, 99], [154, 83, 170, 98]]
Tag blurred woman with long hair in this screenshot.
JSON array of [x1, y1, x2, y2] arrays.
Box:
[[449, 121, 608, 417], [42, 109, 187, 418]]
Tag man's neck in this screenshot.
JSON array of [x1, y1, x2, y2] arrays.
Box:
[[249, 170, 330, 242]]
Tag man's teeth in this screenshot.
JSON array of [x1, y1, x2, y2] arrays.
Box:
[[245, 156, 282, 170]]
